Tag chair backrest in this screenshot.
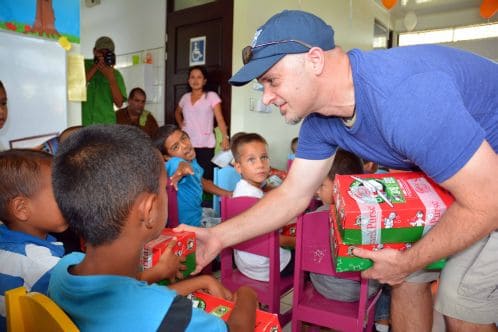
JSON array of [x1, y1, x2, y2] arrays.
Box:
[[5, 286, 79, 332], [166, 179, 179, 227], [221, 196, 276, 257], [299, 210, 359, 279], [220, 196, 293, 326], [212, 166, 241, 216], [292, 210, 381, 332]]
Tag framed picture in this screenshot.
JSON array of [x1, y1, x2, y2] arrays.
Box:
[[9, 132, 59, 149], [189, 36, 206, 66]]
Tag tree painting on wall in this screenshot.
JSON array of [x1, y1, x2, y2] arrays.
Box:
[[32, 0, 59, 37], [0, 0, 80, 43]]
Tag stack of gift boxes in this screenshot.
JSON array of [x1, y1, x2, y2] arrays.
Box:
[[331, 172, 453, 272]]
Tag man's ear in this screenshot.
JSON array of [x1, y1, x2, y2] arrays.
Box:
[[9, 196, 30, 222], [307, 47, 325, 75], [138, 193, 157, 230]]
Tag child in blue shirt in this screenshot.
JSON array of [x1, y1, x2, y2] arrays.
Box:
[[154, 125, 232, 227], [0, 149, 68, 330], [49, 125, 257, 331]]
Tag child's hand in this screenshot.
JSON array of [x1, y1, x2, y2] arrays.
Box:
[[170, 162, 194, 190], [156, 238, 187, 281], [232, 286, 258, 305], [201, 275, 233, 301], [139, 238, 186, 284]]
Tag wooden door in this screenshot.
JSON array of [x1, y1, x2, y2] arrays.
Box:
[[165, 0, 233, 128]]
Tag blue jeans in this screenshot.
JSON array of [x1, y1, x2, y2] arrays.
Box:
[[375, 285, 391, 322]]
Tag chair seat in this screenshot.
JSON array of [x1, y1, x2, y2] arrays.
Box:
[[294, 281, 381, 330], [223, 270, 294, 304]]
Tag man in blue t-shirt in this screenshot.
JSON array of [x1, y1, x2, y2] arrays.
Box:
[[179, 10, 498, 332]]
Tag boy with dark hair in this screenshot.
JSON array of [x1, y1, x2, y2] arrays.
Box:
[[312, 148, 389, 332], [0, 149, 67, 330], [154, 124, 231, 227], [49, 125, 257, 331]]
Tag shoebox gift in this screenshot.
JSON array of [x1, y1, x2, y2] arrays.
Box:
[[281, 223, 297, 237], [189, 291, 282, 332], [140, 228, 196, 278], [330, 209, 445, 272], [333, 172, 454, 245]]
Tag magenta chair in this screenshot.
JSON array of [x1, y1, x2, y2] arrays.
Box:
[[166, 179, 179, 228], [292, 210, 382, 332], [220, 196, 293, 326]]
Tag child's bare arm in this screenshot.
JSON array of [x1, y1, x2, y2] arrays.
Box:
[[201, 178, 232, 197], [279, 234, 296, 248], [168, 275, 232, 300], [226, 286, 258, 332], [137, 239, 186, 284], [170, 162, 194, 190]]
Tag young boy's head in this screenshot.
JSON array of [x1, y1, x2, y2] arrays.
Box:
[[53, 125, 166, 246], [0, 149, 67, 238], [317, 148, 364, 205], [231, 133, 270, 187], [154, 124, 196, 162], [290, 137, 298, 154]]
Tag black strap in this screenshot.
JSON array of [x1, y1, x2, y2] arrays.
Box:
[[157, 295, 192, 332]]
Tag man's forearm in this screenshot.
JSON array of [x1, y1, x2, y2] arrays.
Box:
[[402, 195, 498, 273], [211, 182, 311, 248], [108, 76, 124, 107]]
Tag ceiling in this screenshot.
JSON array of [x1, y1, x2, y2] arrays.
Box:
[[378, 0, 482, 21]]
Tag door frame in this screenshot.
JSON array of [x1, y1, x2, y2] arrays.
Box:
[[165, 0, 233, 127]]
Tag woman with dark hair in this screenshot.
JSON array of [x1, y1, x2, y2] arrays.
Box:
[[174, 66, 229, 180]]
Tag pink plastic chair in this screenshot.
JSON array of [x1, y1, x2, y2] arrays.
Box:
[[220, 196, 293, 326], [166, 179, 179, 228], [292, 210, 382, 332]]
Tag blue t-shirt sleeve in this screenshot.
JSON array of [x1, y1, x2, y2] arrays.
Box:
[[296, 114, 338, 160], [385, 72, 484, 183], [166, 157, 183, 177]]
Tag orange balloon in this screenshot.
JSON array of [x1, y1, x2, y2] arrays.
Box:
[[382, 0, 397, 10], [480, 0, 498, 19]]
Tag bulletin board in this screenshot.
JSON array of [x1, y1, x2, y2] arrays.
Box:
[[0, 30, 67, 150]]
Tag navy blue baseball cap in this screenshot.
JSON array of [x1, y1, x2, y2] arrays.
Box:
[[229, 10, 335, 87]]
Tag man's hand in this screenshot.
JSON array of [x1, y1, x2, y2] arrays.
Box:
[[352, 247, 412, 285], [174, 224, 223, 274]]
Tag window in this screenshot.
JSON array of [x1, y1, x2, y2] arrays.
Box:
[[399, 22, 498, 46]]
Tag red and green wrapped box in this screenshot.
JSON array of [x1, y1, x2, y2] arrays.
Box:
[[330, 209, 445, 272], [333, 172, 454, 245], [189, 291, 282, 332], [140, 228, 196, 279]]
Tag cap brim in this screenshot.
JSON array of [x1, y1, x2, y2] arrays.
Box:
[[229, 54, 285, 87]]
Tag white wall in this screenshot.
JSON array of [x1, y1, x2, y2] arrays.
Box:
[[80, 0, 166, 124], [230, 0, 384, 169]]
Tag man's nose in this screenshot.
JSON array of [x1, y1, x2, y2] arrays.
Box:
[[261, 87, 275, 105]]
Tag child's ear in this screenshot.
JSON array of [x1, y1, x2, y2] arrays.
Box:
[[163, 154, 171, 161], [234, 161, 243, 174], [9, 196, 30, 222], [138, 193, 157, 230]]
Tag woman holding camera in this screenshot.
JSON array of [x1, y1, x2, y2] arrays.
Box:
[[83, 36, 127, 126]]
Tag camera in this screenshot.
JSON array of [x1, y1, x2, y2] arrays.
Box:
[[94, 51, 116, 66]]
